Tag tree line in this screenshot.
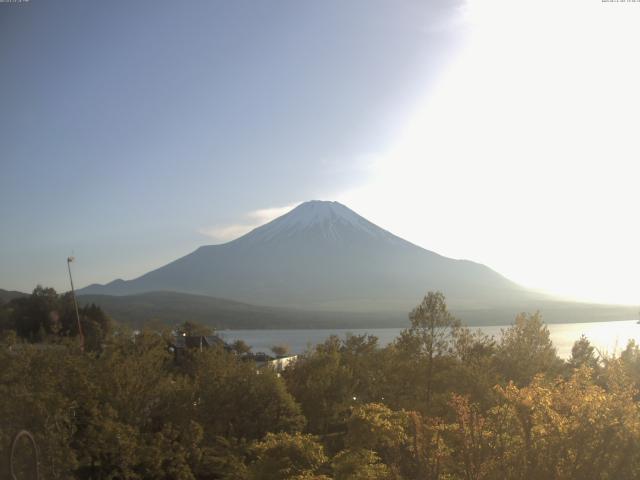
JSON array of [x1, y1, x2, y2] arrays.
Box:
[[2, 289, 640, 479]]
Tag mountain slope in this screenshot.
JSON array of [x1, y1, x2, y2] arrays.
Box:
[[0, 288, 29, 303], [78, 201, 545, 314]]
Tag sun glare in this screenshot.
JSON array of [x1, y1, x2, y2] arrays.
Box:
[[341, 0, 640, 305]]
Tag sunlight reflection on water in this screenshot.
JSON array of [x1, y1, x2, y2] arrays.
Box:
[[218, 320, 640, 359]]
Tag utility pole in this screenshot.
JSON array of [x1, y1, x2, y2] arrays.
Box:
[[67, 256, 84, 352]]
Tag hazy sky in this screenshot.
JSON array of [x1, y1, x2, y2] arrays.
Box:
[[1, 0, 639, 305]]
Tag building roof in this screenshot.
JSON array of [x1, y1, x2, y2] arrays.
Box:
[[173, 335, 226, 349]]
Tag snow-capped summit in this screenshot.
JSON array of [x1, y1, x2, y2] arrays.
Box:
[[272, 200, 366, 231], [238, 200, 403, 244]]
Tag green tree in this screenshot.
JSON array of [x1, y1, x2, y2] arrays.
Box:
[[0, 298, 14, 333], [271, 344, 290, 356], [196, 436, 249, 480], [568, 334, 600, 372], [342, 402, 407, 476], [6, 287, 111, 350], [339, 334, 386, 405], [332, 449, 391, 480], [231, 339, 252, 355], [344, 403, 407, 454], [10, 286, 59, 341], [495, 312, 561, 386], [175, 320, 214, 337], [249, 432, 327, 480], [193, 348, 305, 441], [392, 291, 460, 409], [450, 327, 500, 408], [284, 336, 355, 434], [0, 328, 18, 349]]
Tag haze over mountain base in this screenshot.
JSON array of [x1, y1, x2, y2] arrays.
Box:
[[75, 291, 636, 330]]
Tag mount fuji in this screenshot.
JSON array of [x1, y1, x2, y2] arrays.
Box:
[[79, 201, 552, 319]]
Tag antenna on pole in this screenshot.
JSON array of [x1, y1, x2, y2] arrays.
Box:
[[67, 256, 84, 352]]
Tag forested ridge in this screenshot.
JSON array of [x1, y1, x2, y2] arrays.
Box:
[[2, 289, 640, 479]]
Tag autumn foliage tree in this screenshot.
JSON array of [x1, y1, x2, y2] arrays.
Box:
[[3, 289, 640, 479]]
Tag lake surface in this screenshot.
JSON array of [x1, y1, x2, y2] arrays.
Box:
[[218, 320, 640, 359]]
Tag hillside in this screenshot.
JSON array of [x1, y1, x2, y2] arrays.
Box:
[[0, 288, 28, 303], [77, 291, 403, 330]]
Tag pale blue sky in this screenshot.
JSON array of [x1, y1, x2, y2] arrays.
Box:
[[0, 0, 464, 292]]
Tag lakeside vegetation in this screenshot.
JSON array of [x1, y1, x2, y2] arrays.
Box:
[[3, 289, 640, 479]]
